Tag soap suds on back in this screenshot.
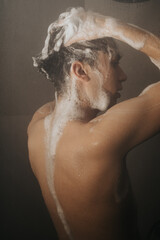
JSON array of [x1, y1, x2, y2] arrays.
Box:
[[44, 76, 86, 240], [43, 59, 111, 240], [92, 141, 99, 146], [90, 116, 102, 123], [32, 7, 160, 240], [89, 127, 95, 133], [38, 7, 116, 240]]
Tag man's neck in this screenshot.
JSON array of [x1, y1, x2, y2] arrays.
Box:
[[56, 94, 99, 123]]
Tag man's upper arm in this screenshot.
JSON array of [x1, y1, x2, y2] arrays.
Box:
[[100, 82, 160, 154]]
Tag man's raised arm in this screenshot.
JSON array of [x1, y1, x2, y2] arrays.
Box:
[[60, 8, 160, 153], [103, 18, 160, 68]]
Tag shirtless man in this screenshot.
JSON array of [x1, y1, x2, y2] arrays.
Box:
[[27, 8, 160, 240]]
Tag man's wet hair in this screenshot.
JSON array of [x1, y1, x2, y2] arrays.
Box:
[[33, 29, 119, 94]]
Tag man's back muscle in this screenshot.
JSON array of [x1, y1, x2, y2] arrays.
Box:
[[28, 109, 139, 239]]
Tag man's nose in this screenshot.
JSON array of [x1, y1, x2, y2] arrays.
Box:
[[118, 67, 127, 82]]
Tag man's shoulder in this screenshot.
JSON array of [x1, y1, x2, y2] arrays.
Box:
[[27, 101, 55, 135], [27, 104, 51, 157], [91, 89, 160, 155], [27, 113, 47, 178], [89, 96, 144, 155]]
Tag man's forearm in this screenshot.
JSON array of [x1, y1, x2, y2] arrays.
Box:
[[104, 19, 160, 60], [54, 8, 160, 68], [92, 14, 160, 69]]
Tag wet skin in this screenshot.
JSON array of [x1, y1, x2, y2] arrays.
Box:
[[28, 114, 138, 240], [28, 54, 134, 240], [28, 51, 160, 239], [28, 8, 160, 238], [28, 99, 160, 240]]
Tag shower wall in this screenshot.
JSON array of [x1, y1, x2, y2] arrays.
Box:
[[0, 1, 84, 239]]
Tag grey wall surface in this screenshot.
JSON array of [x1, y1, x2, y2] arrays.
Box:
[[85, 0, 160, 239], [1, 0, 160, 239]]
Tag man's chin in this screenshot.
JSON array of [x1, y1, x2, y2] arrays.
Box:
[[97, 93, 120, 114]]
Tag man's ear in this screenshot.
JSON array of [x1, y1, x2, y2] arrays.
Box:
[[71, 61, 90, 81]]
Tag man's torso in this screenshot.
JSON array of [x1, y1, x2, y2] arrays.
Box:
[[28, 111, 139, 240]]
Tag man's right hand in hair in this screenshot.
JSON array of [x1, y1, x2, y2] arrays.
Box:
[[61, 8, 160, 69]]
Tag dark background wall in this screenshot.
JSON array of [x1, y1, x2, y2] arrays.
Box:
[[0, 0, 160, 239], [0, 1, 84, 239]]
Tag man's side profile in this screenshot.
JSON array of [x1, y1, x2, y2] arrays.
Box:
[[27, 8, 160, 240]]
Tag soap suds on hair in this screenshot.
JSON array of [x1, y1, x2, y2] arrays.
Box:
[[38, 7, 117, 60], [41, 7, 87, 56]]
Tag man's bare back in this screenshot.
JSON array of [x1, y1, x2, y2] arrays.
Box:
[[28, 102, 140, 240], [28, 7, 160, 240]]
